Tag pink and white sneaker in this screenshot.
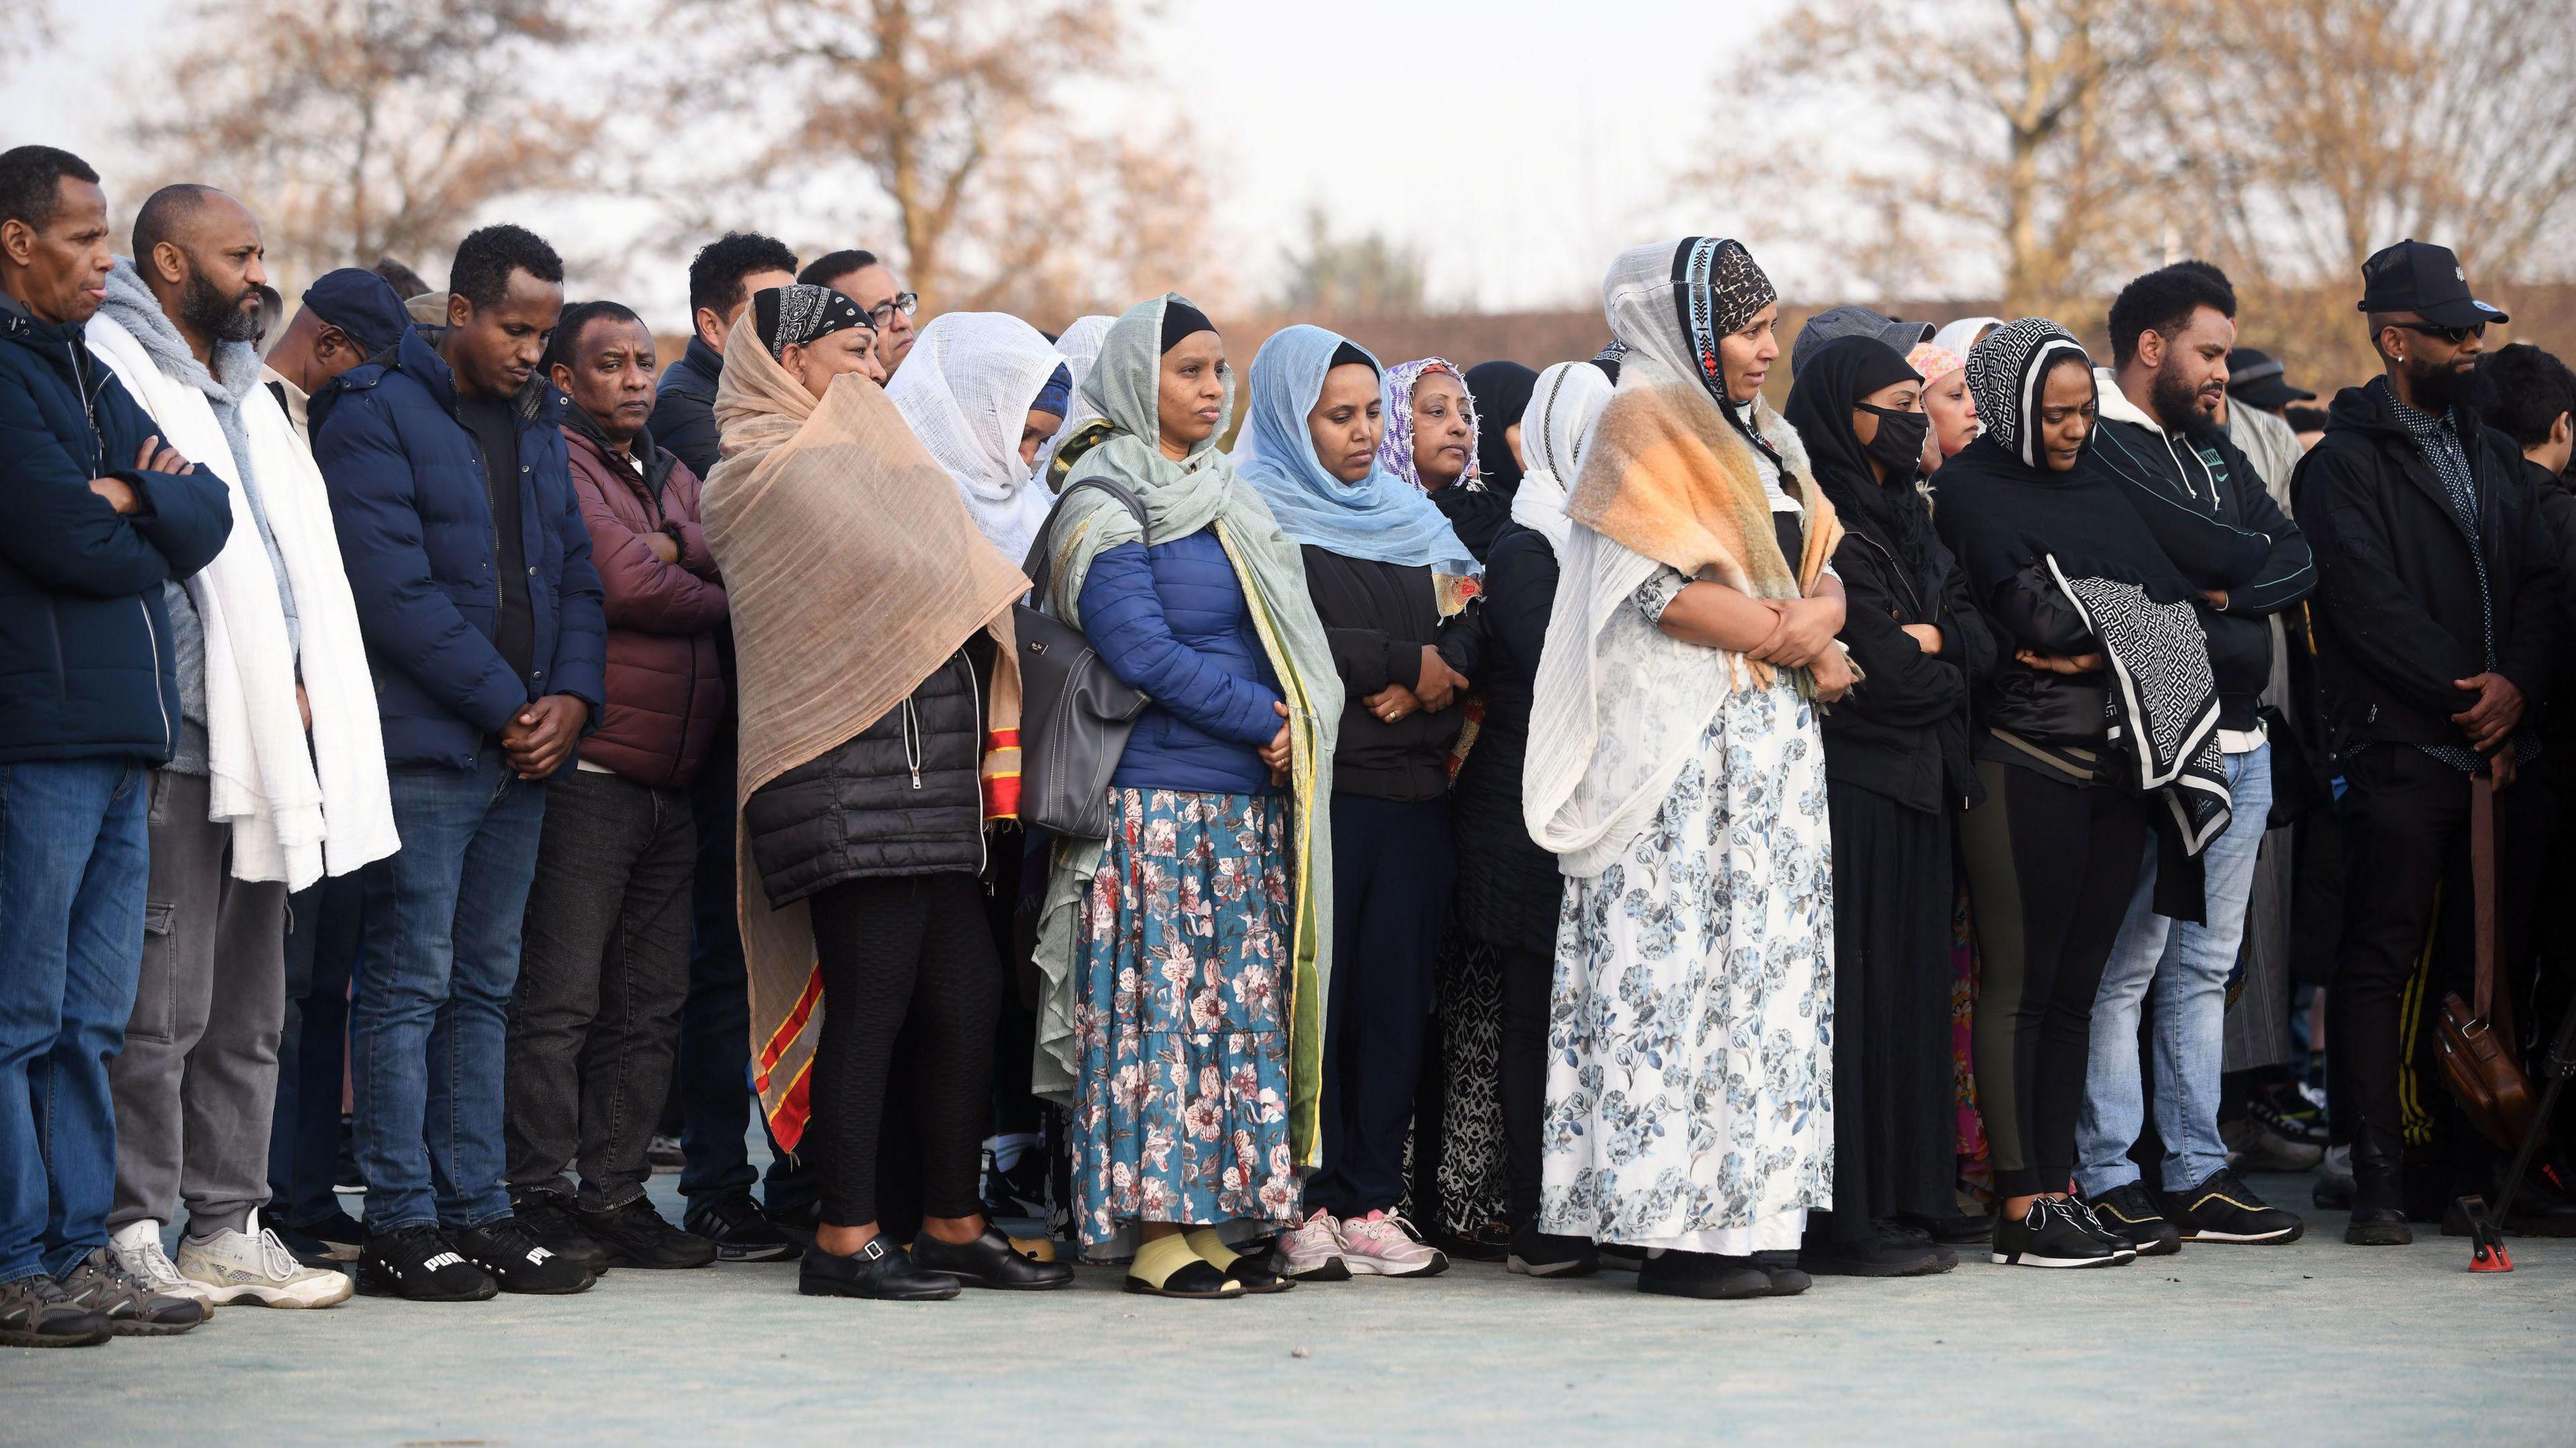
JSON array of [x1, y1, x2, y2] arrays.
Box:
[[1338, 1211, 1448, 1278], [1272, 1209, 1350, 1282]]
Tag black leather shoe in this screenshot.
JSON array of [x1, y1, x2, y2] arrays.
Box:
[[1801, 1222, 1953, 1277], [908, 1227, 1075, 1290], [800, 1237, 960, 1300], [2347, 1129, 2413, 1246]]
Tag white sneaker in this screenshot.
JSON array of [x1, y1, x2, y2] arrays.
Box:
[[176, 1214, 354, 1308], [108, 1219, 218, 1310], [1338, 1210, 1450, 1278], [1271, 1209, 1350, 1282]]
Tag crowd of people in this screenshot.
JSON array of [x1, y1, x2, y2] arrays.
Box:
[[7, 133, 2576, 1346]]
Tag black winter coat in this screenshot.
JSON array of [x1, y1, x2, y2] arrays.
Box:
[[743, 643, 989, 906], [2290, 378, 2562, 756], [1821, 507, 1996, 814], [645, 336, 723, 485], [1303, 547, 1482, 802], [1448, 523, 1562, 953]]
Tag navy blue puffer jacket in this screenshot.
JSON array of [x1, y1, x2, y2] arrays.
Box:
[[313, 328, 606, 769], [1079, 528, 1283, 795], [0, 300, 232, 764]]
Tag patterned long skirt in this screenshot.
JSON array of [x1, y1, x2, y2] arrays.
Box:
[[1068, 787, 1300, 1249]]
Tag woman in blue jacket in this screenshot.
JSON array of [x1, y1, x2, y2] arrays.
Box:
[[1028, 295, 1340, 1299]]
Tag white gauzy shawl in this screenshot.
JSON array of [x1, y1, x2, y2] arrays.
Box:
[[886, 311, 1069, 564], [1506, 359, 1615, 553], [86, 317, 396, 888]]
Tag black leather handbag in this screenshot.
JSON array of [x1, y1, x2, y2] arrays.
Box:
[[1012, 478, 1154, 840]]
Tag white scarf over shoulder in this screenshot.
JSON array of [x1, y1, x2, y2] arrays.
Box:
[[87, 313, 396, 888]]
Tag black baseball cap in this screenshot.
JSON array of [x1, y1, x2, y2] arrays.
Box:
[[2356, 239, 2509, 329], [2225, 347, 2314, 410], [300, 268, 411, 357]]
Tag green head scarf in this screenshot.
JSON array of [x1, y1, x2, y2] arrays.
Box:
[[1028, 292, 1343, 1174]]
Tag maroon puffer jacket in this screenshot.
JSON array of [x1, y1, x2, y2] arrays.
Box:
[[564, 425, 728, 787]]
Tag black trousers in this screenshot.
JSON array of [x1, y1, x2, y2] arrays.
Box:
[[2327, 744, 2549, 1165], [504, 770, 696, 1210], [807, 872, 1003, 1229], [1496, 940, 1554, 1230], [1958, 761, 2147, 1199], [1819, 785, 1959, 1239], [1309, 793, 1453, 1218]]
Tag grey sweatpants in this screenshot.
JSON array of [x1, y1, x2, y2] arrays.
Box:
[[107, 770, 288, 1238]]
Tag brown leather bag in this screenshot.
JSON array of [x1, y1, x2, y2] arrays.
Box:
[[2436, 774, 2542, 1149]]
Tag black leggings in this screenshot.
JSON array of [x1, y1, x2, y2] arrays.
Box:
[[1958, 761, 2147, 1199], [1497, 941, 1553, 1229], [806, 872, 1003, 1229]]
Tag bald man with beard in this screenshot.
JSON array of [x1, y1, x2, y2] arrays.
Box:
[[85, 183, 386, 1314]]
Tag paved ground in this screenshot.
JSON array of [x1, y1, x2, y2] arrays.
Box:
[[9, 1171, 2574, 1446]]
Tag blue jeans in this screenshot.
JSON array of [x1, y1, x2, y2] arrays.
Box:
[[350, 753, 547, 1232], [2076, 742, 2273, 1197], [0, 760, 150, 1280]]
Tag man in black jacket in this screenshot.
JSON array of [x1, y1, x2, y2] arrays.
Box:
[[647, 231, 810, 1262], [2071, 264, 2315, 1254], [2292, 240, 2561, 1247]]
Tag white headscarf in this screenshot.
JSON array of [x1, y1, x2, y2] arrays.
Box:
[[1507, 360, 1615, 553], [1931, 316, 2002, 362], [1034, 313, 1116, 485], [885, 311, 1069, 564]]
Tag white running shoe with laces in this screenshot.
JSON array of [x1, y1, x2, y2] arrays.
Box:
[[178, 1213, 355, 1308], [1338, 1211, 1449, 1278], [107, 1220, 217, 1310], [1272, 1209, 1350, 1282]]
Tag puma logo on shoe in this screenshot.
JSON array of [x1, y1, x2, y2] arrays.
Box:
[[422, 1251, 466, 1272], [522, 1246, 554, 1264]]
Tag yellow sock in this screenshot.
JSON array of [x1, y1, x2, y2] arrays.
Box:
[[1129, 1232, 1210, 1290], [1183, 1228, 1240, 1270]]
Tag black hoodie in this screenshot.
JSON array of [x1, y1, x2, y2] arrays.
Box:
[[2289, 376, 2561, 757]]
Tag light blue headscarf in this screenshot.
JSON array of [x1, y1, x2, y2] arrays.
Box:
[[1233, 325, 1479, 574]]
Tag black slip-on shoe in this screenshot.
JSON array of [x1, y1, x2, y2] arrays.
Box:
[[1990, 1199, 2125, 1268], [453, 1218, 596, 1294], [909, 1227, 1075, 1290], [1505, 1223, 1601, 1278], [359, 1225, 498, 1302], [0, 1272, 111, 1347], [2161, 1168, 2304, 1244], [800, 1237, 960, 1300], [1123, 1259, 1242, 1300], [578, 1196, 719, 1270], [1801, 1224, 1951, 1277], [1750, 1249, 1811, 1296], [1636, 1250, 1771, 1300], [2085, 1182, 2184, 1256]]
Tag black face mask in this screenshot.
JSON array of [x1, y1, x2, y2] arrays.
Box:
[[1856, 403, 1930, 478]]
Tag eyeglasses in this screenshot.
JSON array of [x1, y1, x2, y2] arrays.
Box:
[[2390, 320, 2485, 345], [865, 291, 919, 329]]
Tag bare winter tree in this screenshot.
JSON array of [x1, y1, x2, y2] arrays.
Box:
[[1273, 207, 1428, 316], [657, 0, 1220, 318], [0, 0, 50, 64], [131, 0, 596, 289], [1690, 0, 2166, 319]]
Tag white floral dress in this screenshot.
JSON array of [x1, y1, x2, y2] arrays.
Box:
[[1537, 568, 1836, 1254]]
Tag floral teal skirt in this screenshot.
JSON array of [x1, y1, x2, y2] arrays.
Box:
[[1070, 787, 1299, 1249]]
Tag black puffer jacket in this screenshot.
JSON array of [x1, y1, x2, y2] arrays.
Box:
[[743, 643, 988, 905], [1449, 523, 1562, 954], [2292, 378, 2562, 755]]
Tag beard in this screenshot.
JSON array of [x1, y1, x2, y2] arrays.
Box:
[[2406, 351, 2498, 416], [177, 265, 263, 345], [2149, 359, 2226, 445]]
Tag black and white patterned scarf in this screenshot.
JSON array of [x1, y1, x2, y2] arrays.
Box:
[[1966, 318, 2092, 469], [1668, 237, 1775, 410], [753, 282, 871, 361], [2047, 560, 2232, 853]]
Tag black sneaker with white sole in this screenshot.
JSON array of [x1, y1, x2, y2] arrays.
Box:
[[1505, 1222, 1600, 1278], [1990, 1199, 2125, 1268], [452, 1217, 596, 1294], [2083, 1182, 2182, 1256], [2059, 1197, 2139, 1262], [2160, 1168, 2304, 1243], [360, 1225, 498, 1302]]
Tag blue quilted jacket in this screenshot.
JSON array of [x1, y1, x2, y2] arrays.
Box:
[[1078, 528, 1283, 795]]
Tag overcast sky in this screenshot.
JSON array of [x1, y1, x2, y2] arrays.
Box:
[[8, 0, 1790, 321]]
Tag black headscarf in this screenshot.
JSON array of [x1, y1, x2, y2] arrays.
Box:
[[1463, 361, 1538, 499], [1784, 334, 1930, 574], [753, 283, 869, 361], [1159, 300, 1215, 352]]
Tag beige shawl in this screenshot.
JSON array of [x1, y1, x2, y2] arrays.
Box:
[[699, 314, 1029, 1149]]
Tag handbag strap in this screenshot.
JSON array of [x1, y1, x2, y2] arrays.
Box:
[[1020, 476, 1152, 608], [2473, 770, 2496, 1023]]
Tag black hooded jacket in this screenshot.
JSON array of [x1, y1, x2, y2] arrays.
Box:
[[2290, 377, 2562, 756]]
